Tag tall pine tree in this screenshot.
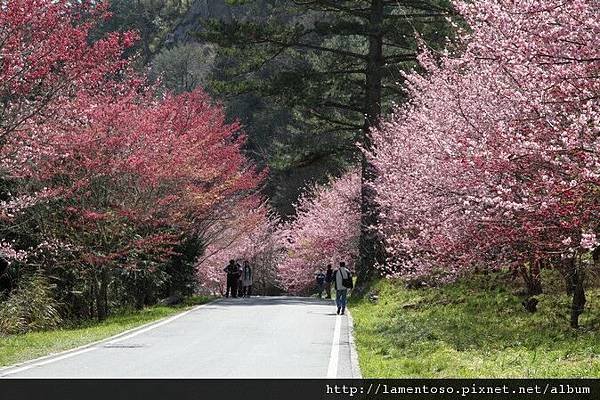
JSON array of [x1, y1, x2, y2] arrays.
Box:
[[199, 0, 455, 289]]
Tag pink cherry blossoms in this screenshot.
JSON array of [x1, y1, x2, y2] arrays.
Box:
[[277, 171, 361, 293], [196, 201, 281, 295], [370, 0, 600, 289]]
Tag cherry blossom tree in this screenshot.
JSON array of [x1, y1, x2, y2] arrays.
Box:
[[370, 0, 599, 326], [278, 171, 361, 294], [0, 0, 137, 149], [196, 199, 281, 295], [0, 0, 264, 320], [0, 0, 137, 269], [23, 86, 262, 318]]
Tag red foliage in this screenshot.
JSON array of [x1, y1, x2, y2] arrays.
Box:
[[0, 0, 263, 270], [0, 0, 137, 144]]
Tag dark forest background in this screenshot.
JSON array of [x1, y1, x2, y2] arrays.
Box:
[[102, 0, 454, 216]]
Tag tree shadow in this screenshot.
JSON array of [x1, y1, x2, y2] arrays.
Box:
[[212, 296, 335, 307]]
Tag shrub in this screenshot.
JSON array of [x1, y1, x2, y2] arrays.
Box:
[[0, 274, 62, 335]]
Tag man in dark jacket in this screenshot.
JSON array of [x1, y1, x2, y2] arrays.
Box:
[[223, 259, 241, 298], [324, 264, 333, 299], [334, 262, 352, 315]]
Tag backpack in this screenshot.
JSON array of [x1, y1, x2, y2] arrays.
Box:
[[340, 268, 354, 289]]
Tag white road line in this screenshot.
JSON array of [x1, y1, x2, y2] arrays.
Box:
[[2, 347, 98, 376], [1, 302, 214, 377], [326, 315, 342, 378]]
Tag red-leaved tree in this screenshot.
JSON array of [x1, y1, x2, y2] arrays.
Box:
[[0, 0, 137, 266], [0, 0, 263, 320]]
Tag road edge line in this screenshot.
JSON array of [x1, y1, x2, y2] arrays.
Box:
[[346, 309, 362, 378], [0, 299, 220, 377], [326, 315, 342, 378]]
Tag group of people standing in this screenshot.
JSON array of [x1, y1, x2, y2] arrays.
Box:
[[223, 260, 253, 298], [223, 258, 353, 315], [315, 262, 353, 315]]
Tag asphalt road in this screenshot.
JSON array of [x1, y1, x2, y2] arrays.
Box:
[[0, 297, 359, 378]]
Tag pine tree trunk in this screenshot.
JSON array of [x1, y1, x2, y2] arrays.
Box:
[[355, 0, 384, 293]]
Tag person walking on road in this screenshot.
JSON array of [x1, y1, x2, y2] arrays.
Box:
[[241, 260, 253, 297], [223, 259, 241, 298], [315, 269, 326, 298], [237, 260, 244, 298], [324, 264, 333, 299], [334, 262, 353, 315]]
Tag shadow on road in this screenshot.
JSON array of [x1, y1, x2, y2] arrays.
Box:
[[212, 296, 334, 307]]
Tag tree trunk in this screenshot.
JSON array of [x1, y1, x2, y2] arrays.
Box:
[[355, 0, 385, 293], [96, 267, 110, 322], [570, 272, 586, 329], [564, 256, 586, 329], [135, 289, 145, 310], [134, 272, 145, 310], [519, 259, 543, 296], [563, 266, 574, 296], [89, 276, 96, 320]]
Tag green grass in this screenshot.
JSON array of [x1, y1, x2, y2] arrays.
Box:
[[350, 272, 600, 378], [0, 295, 214, 368]]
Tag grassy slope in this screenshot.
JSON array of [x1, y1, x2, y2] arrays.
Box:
[[350, 272, 600, 378], [0, 296, 213, 368]]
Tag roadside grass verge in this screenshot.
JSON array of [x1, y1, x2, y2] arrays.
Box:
[[350, 272, 600, 378], [0, 295, 214, 368]]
